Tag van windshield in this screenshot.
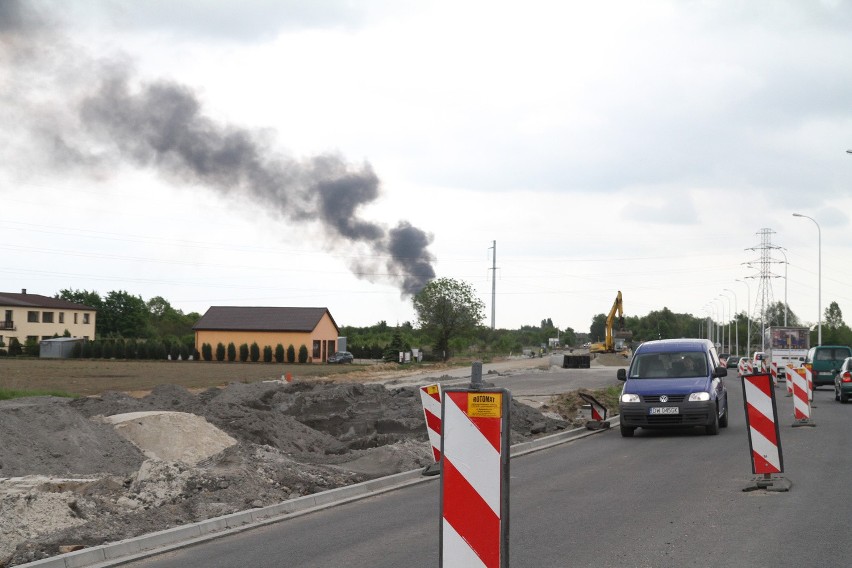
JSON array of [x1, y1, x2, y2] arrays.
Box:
[[631, 352, 708, 379]]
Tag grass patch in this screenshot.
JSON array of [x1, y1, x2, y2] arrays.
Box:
[[0, 387, 78, 401]]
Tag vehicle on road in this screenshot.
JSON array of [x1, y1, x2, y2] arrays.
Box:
[[834, 357, 852, 403], [589, 291, 632, 356], [805, 345, 852, 388], [726, 356, 740, 369], [327, 351, 354, 364], [617, 339, 728, 437]]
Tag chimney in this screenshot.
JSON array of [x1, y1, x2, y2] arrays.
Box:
[[21, 288, 27, 294]]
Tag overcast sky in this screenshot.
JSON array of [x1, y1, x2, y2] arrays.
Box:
[[2, 0, 851, 335]]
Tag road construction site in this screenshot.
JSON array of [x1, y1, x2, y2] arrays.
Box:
[[0, 355, 624, 567]]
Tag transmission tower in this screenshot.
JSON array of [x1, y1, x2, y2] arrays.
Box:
[[744, 228, 778, 351]]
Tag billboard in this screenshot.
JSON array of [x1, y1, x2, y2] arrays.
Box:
[[766, 327, 809, 350]]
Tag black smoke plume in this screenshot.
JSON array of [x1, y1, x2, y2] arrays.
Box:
[[1, 1, 435, 296]]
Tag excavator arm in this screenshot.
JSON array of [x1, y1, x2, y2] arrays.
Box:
[[604, 291, 624, 351]]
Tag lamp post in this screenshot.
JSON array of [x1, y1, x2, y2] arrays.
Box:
[[713, 298, 725, 351], [777, 247, 788, 326], [720, 292, 733, 354], [736, 278, 751, 356], [792, 213, 821, 345], [723, 288, 739, 356]]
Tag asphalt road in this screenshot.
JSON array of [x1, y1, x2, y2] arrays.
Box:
[[119, 372, 852, 568]]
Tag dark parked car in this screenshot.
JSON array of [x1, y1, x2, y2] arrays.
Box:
[[834, 357, 852, 403], [726, 356, 740, 369], [617, 339, 728, 437], [327, 351, 354, 364]]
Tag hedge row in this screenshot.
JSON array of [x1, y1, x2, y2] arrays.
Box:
[[199, 342, 310, 363]]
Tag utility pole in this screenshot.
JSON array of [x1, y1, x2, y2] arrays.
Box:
[[744, 228, 779, 351], [489, 240, 497, 330]]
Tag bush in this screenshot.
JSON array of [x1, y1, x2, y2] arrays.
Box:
[[250, 342, 260, 362], [227, 342, 237, 362], [124, 340, 137, 359], [136, 341, 149, 360], [81, 340, 93, 358], [169, 343, 180, 361], [216, 342, 226, 362], [8, 338, 22, 357], [24, 338, 39, 357], [91, 341, 103, 359], [202, 343, 213, 361], [274, 344, 285, 363], [298, 344, 309, 363], [102, 341, 115, 359], [287, 344, 296, 364], [179, 344, 189, 361], [263, 345, 273, 363], [239, 343, 249, 362]]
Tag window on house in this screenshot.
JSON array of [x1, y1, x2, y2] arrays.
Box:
[[83, 313, 90, 324], [42, 312, 54, 323], [28, 311, 39, 323], [74, 313, 78, 324], [59, 313, 64, 324], [313, 340, 321, 359]]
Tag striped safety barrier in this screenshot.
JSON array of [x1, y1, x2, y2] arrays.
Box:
[[742, 372, 784, 475], [791, 367, 814, 426], [785, 365, 795, 397], [770, 361, 778, 385], [440, 389, 510, 568], [419, 383, 443, 463]]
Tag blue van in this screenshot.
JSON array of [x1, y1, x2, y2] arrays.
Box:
[[617, 339, 728, 437]]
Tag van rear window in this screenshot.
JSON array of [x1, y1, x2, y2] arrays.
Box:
[[815, 348, 852, 361]]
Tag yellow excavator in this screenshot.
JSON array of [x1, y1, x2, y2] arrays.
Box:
[[589, 291, 632, 355]]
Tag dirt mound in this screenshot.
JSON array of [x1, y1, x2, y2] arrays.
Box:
[[2, 380, 569, 567]]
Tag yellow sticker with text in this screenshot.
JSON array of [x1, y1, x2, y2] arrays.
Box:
[[467, 392, 502, 418], [425, 385, 439, 396]]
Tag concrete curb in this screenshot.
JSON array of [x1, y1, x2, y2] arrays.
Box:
[[21, 417, 619, 568]]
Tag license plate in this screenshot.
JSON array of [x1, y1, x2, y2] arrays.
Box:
[[649, 407, 679, 415]]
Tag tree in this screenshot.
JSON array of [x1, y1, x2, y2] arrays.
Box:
[[274, 344, 285, 363], [100, 291, 149, 337], [589, 314, 607, 342], [825, 301, 845, 330], [764, 301, 800, 327], [57, 289, 102, 310], [250, 342, 260, 362], [215, 343, 226, 362], [238, 343, 249, 362], [287, 344, 296, 363], [263, 345, 273, 363], [202, 343, 212, 361], [298, 344, 308, 363], [412, 278, 485, 361], [227, 342, 237, 362]]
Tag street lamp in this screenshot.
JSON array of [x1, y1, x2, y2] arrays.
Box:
[[720, 292, 733, 354], [723, 288, 739, 356], [714, 298, 726, 350], [736, 278, 751, 356], [792, 213, 821, 345], [777, 247, 788, 326]]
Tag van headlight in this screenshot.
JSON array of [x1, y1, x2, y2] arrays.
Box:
[[689, 392, 710, 402], [621, 393, 640, 403]]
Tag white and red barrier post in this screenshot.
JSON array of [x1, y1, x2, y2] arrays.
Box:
[[440, 363, 510, 568], [741, 372, 789, 491], [419, 383, 443, 475], [770, 361, 778, 386], [791, 367, 815, 427]]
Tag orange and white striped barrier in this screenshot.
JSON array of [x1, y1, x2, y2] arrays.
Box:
[[791, 367, 815, 426], [785, 365, 795, 397], [770, 361, 778, 385], [741, 372, 789, 491], [440, 389, 510, 568], [419, 383, 443, 463]]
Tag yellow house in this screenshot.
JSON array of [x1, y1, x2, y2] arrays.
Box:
[[0, 289, 97, 346], [193, 306, 340, 363]]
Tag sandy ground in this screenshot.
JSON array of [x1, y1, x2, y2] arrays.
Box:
[[0, 357, 575, 567]]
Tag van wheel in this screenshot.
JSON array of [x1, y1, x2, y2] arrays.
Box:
[[841, 393, 849, 404], [620, 426, 635, 437], [719, 401, 729, 428], [705, 407, 720, 435]]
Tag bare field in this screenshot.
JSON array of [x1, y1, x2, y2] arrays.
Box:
[[0, 358, 420, 396]]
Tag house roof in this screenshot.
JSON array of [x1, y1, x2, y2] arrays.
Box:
[[0, 292, 97, 311], [193, 307, 339, 333]]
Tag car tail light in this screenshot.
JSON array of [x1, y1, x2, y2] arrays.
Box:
[[842, 371, 852, 383]]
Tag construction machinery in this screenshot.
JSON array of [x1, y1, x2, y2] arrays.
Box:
[[589, 291, 633, 355]]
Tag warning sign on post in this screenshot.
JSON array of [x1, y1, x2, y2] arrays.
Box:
[[467, 393, 503, 418]]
